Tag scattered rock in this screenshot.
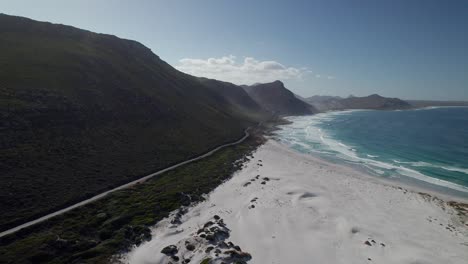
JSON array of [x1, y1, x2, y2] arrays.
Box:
[[161, 245, 178, 255], [205, 246, 214, 253], [186, 243, 196, 251], [204, 221, 214, 228]]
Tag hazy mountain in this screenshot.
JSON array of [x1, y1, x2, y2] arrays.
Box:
[[339, 94, 411, 110], [306, 94, 411, 111], [0, 14, 266, 230], [244, 81, 317, 115], [197, 77, 270, 121]]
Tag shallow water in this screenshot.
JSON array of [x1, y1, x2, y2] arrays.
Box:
[[275, 107, 468, 194]]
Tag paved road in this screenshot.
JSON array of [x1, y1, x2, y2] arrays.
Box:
[[0, 128, 251, 238]]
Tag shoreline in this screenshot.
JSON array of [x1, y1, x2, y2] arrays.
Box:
[[277, 108, 468, 199], [273, 137, 468, 204], [122, 138, 468, 264]]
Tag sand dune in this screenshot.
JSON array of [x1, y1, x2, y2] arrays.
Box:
[[122, 140, 468, 264]]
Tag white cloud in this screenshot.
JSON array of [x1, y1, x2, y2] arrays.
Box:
[[175, 55, 308, 85]]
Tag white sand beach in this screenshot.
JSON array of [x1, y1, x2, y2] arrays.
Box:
[[122, 140, 468, 264]]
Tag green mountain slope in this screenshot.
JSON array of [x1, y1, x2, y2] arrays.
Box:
[[0, 14, 263, 231]]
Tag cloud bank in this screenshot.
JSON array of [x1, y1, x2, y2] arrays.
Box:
[[175, 55, 308, 85]]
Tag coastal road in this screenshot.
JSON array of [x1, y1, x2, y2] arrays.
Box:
[[0, 128, 251, 238]]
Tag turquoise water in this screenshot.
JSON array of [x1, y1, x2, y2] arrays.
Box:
[[275, 107, 468, 194]]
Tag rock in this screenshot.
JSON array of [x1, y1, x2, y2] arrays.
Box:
[[263, 177, 270, 181], [214, 249, 221, 253], [161, 245, 178, 255], [218, 241, 228, 248], [205, 246, 214, 253], [171, 255, 180, 261], [177, 192, 191, 206], [223, 250, 252, 261], [261, 181, 266, 185], [185, 243, 195, 251], [213, 215, 221, 220], [364, 241, 372, 246], [233, 245, 241, 251], [243, 182, 251, 187], [205, 234, 215, 241], [380, 243, 385, 247], [204, 221, 214, 228], [371, 239, 376, 244]]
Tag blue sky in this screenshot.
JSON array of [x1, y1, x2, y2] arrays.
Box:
[[1, 0, 467, 100]]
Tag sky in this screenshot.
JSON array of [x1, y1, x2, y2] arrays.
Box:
[[1, 0, 467, 100]]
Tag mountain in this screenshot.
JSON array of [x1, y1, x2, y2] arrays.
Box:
[[306, 94, 411, 111], [244, 81, 317, 115], [339, 94, 411, 110], [0, 14, 266, 231], [197, 77, 269, 121], [303, 95, 344, 112]]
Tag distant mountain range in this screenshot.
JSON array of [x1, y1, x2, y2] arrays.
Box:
[[304, 94, 468, 112], [304, 94, 412, 111]]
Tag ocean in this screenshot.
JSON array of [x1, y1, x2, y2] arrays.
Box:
[[275, 107, 468, 196]]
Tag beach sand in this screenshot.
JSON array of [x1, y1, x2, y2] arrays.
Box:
[[121, 140, 468, 264]]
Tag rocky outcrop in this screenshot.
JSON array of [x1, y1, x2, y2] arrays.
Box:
[[159, 216, 252, 263]]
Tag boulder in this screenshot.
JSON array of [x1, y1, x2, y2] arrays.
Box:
[[161, 245, 178, 255]]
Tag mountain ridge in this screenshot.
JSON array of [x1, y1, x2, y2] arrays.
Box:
[[305, 94, 411, 111], [244, 80, 318, 115]]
